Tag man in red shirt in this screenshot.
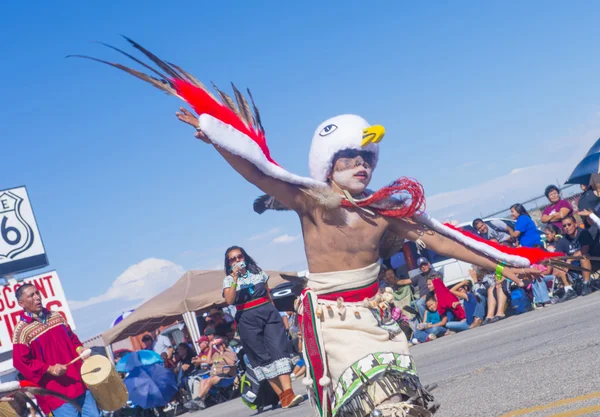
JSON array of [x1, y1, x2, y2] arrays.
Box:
[[12, 284, 100, 417]]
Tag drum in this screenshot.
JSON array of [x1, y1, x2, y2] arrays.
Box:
[[81, 354, 128, 411]]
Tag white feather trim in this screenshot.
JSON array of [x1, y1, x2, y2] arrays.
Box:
[[416, 213, 530, 267], [200, 114, 325, 188]]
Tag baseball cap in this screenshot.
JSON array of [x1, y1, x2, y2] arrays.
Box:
[[417, 257, 429, 266], [204, 327, 216, 336], [197, 336, 209, 344]]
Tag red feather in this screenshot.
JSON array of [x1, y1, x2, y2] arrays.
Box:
[[341, 177, 426, 218], [172, 80, 278, 166], [442, 223, 564, 265]]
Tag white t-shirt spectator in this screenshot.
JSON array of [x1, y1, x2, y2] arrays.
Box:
[[153, 333, 172, 356]]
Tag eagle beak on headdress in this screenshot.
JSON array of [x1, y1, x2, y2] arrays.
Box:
[[361, 125, 385, 147]]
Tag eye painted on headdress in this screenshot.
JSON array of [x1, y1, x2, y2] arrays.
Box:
[[319, 124, 338, 137]]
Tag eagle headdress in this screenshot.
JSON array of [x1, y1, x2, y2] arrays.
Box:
[[70, 37, 563, 267]]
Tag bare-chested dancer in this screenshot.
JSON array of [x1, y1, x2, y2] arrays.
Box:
[[175, 109, 542, 417], [75, 41, 555, 417]]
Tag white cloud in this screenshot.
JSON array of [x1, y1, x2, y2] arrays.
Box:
[[248, 227, 281, 241], [426, 122, 600, 222], [69, 258, 185, 310], [272, 234, 301, 244]]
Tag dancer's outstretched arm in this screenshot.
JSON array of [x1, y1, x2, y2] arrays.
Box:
[[388, 217, 541, 286], [176, 108, 307, 212]]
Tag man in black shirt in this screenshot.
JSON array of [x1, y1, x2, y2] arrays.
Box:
[[397, 257, 442, 318], [556, 216, 593, 295]]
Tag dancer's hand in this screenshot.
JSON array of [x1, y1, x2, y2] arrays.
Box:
[[175, 107, 210, 144], [503, 267, 542, 287]]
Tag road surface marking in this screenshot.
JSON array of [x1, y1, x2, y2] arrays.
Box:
[[500, 391, 600, 417], [549, 405, 600, 416]]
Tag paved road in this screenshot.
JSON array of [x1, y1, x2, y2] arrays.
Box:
[[195, 292, 600, 417]]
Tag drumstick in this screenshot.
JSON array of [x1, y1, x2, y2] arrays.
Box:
[[66, 349, 92, 366]]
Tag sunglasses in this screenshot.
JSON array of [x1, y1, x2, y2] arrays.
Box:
[[228, 254, 244, 264]]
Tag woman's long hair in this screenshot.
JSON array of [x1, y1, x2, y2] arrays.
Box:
[[224, 246, 262, 275], [544, 224, 562, 241], [177, 342, 195, 359], [510, 203, 530, 217]]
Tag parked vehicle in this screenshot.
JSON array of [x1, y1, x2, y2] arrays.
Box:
[[390, 218, 540, 287]]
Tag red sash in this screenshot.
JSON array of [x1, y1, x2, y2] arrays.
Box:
[[235, 296, 270, 311]]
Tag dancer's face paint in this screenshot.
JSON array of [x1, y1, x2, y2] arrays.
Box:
[[330, 150, 374, 194]]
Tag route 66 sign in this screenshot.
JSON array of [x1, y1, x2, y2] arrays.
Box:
[[0, 187, 48, 277]]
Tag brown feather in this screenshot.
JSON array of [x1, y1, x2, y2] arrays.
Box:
[[95, 42, 171, 81], [121, 36, 184, 81], [210, 82, 239, 116], [66, 55, 181, 98], [246, 88, 265, 134], [231, 83, 255, 129], [543, 259, 592, 272], [166, 61, 218, 102]]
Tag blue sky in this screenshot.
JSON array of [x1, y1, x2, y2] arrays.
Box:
[[3, 1, 600, 338]]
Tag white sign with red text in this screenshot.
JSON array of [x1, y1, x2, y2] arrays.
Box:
[[0, 271, 75, 374]]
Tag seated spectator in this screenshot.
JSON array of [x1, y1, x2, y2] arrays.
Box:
[[287, 311, 299, 338], [204, 326, 217, 343], [473, 218, 511, 244], [409, 258, 442, 319], [431, 278, 470, 333], [174, 343, 196, 384], [556, 216, 594, 295], [207, 308, 234, 337], [191, 336, 212, 368], [507, 204, 542, 247], [186, 338, 237, 410], [541, 185, 573, 229], [161, 352, 177, 369], [577, 174, 600, 215], [382, 267, 413, 301], [412, 294, 448, 343], [531, 245, 577, 302], [470, 265, 495, 304], [578, 208, 600, 272], [483, 278, 510, 324], [544, 224, 563, 252], [290, 335, 306, 382], [450, 280, 484, 328]]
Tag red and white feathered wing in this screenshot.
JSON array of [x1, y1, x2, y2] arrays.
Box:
[[71, 38, 562, 268]]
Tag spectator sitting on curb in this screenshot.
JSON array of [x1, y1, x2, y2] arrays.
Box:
[[541, 185, 573, 230], [382, 267, 413, 301], [403, 258, 442, 319], [450, 280, 484, 329], [473, 218, 511, 244], [544, 224, 563, 252], [556, 216, 594, 296], [411, 294, 449, 344]]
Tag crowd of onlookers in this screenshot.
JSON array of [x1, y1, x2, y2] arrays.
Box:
[[378, 183, 600, 345], [119, 183, 600, 411], [126, 306, 305, 413]]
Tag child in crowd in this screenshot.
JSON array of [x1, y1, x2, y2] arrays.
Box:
[[412, 294, 448, 344]]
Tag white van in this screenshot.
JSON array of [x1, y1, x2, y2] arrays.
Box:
[[389, 218, 523, 287]]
